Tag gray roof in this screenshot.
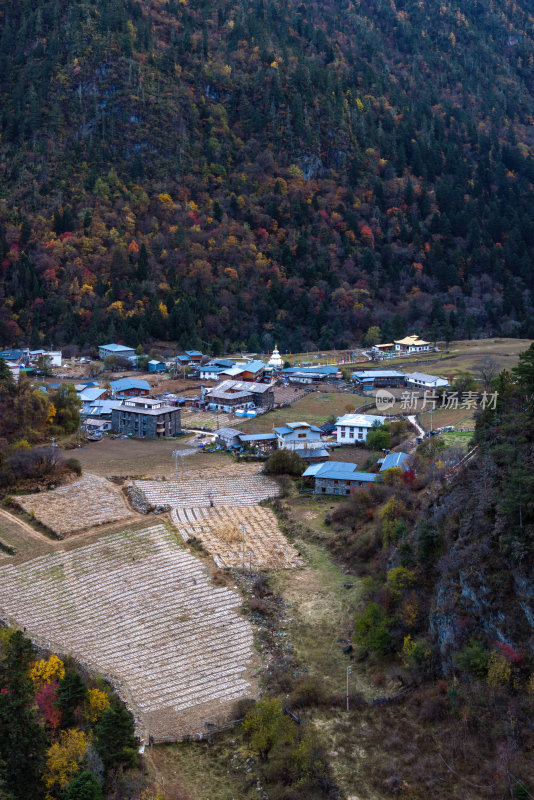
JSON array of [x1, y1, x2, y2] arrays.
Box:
[[405, 372, 448, 384], [207, 379, 273, 396], [110, 378, 151, 392], [112, 403, 176, 416], [216, 427, 243, 439], [293, 447, 329, 459]]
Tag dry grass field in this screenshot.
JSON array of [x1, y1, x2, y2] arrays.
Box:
[[16, 473, 137, 536], [171, 505, 305, 570], [377, 337, 531, 376], [0, 523, 259, 742]]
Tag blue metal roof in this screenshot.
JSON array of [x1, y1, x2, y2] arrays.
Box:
[[110, 378, 151, 392], [239, 360, 265, 373], [185, 350, 203, 356], [353, 370, 405, 379], [380, 452, 411, 471], [0, 350, 24, 360], [100, 343, 134, 352], [273, 426, 293, 435], [303, 461, 375, 482], [79, 387, 106, 402], [239, 433, 277, 441]]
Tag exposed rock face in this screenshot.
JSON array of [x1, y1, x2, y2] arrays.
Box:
[[427, 452, 534, 673]]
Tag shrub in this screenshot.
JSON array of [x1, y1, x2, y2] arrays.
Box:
[[366, 429, 391, 451], [265, 449, 304, 476], [66, 457, 82, 475], [243, 698, 295, 760], [354, 603, 392, 655], [386, 566, 416, 601], [455, 638, 490, 678], [487, 648, 511, 687]]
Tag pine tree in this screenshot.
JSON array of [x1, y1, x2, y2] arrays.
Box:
[[94, 699, 137, 768]]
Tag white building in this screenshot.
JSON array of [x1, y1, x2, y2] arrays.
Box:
[[28, 350, 62, 367], [335, 413, 387, 444], [267, 345, 283, 369], [98, 343, 136, 361], [405, 372, 449, 390], [273, 421, 323, 450], [394, 335, 431, 354]]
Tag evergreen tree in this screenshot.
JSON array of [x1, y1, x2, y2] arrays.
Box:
[[94, 699, 137, 768], [57, 669, 87, 728], [64, 771, 104, 800], [0, 632, 47, 800]]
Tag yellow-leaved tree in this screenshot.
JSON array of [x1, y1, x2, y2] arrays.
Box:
[[43, 729, 89, 798], [86, 688, 110, 723], [30, 654, 65, 687]]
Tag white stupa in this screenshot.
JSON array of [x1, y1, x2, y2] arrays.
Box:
[[267, 344, 283, 368]]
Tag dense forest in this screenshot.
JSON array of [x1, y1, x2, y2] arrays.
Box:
[[1, 0, 534, 352]]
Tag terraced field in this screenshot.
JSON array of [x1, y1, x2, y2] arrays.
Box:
[[16, 473, 137, 536], [0, 524, 258, 742], [133, 465, 280, 508], [171, 506, 305, 570]]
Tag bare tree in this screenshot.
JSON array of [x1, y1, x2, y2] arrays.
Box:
[[476, 356, 500, 390]]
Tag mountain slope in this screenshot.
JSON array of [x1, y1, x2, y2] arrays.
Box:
[[1, 0, 534, 351]]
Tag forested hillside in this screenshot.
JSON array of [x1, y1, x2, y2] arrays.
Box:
[[1, 0, 534, 351]]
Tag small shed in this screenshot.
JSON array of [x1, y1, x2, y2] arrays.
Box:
[[148, 360, 166, 373]]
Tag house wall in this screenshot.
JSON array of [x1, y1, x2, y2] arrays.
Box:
[[111, 408, 181, 438], [336, 425, 372, 444], [114, 387, 150, 398], [314, 477, 370, 495], [278, 430, 322, 449]]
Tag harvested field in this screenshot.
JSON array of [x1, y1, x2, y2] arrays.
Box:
[[171, 506, 305, 570], [181, 409, 242, 430], [133, 466, 280, 508], [76, 438, 233, 478], [17, 473, 137, 536], [0, 524, 258, 741]]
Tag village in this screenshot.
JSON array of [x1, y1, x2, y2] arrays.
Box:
[[0, 333, 505, 499]]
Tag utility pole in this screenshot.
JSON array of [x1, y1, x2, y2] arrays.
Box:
[[346, 666, 351, 712]]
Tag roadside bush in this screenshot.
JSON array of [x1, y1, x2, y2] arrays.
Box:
[[265, 450, 304, 476]]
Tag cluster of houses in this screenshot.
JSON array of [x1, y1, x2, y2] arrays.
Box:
[[0, 348, 62, 381], [214, 411, 413, 495], [75, 378, 181, 439]]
